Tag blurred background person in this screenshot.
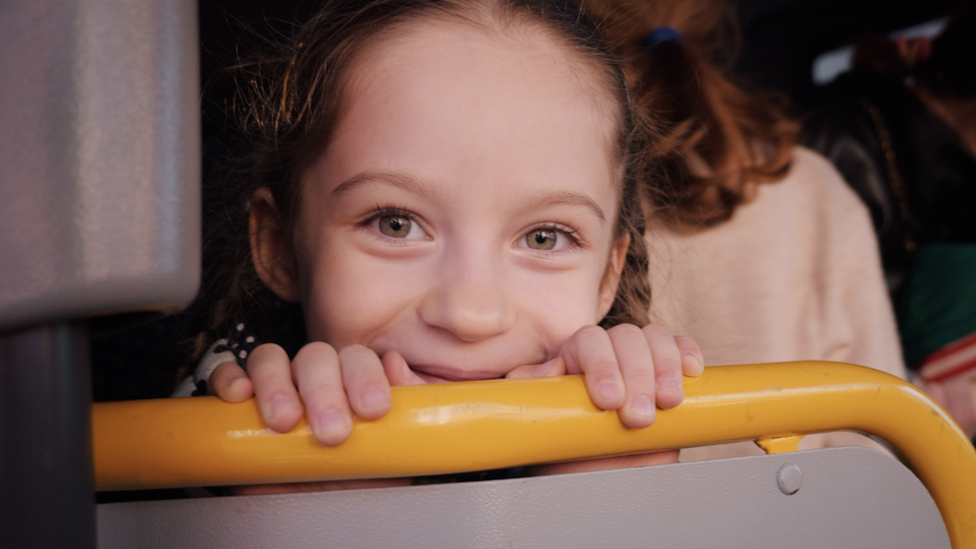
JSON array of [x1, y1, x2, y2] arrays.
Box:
[[577, 0, 906, 460], [803, 5, 976, 436]]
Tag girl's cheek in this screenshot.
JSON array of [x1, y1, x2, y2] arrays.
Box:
[[303, 249, 432, 346], [518, 268, 607, 334]]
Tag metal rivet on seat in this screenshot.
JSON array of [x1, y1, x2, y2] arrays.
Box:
[[777, 463, 802, 495]]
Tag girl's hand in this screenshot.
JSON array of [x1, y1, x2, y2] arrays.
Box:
[[506, 324, 704, 428], [208, 342, 424, 446], [209, 323, 704, 445], [506, 323, 704, 476]]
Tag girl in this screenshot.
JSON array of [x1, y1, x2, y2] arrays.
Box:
[[177, 0, 704, 472]]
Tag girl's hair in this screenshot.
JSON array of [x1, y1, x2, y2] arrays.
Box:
[[186, 0, 655, 373], [577, 0, 799, 227]]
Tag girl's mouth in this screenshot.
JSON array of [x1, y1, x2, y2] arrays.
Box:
[[412, 370, 452, 384], [408, 364, 506, 384]]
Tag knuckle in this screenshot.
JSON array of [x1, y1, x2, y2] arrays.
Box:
[[337, 343, 370, 358], [299, 373, 339, 395], [654, 358, 682, 375], [642, 323, 674, 338], [293, 343, 339, 375], [609, 323, 644, 340], [307, 395, 346, 417], [251, 342, 279, 354], [626, 369, 658, 387], [587, 358, 620, 376], [250, 342, 285, 362], [299, 341, 340, 362], [337, 344, 376, 368], [250, 362, 290, 387], [245, 353, 273, 376], [211, 362, 238, 381], [301, 386, 345, 415], [573, 325, 609, 346], [675, 335, 702, 353], [339, 350, 385, 382]]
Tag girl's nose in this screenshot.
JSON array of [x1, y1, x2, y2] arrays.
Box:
[[418, 255, 517, 342]]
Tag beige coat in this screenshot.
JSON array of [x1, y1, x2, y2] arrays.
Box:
[[646, 147, 907, 460]]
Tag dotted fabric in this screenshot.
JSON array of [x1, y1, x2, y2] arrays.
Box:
[[172, 322, 262, 398]]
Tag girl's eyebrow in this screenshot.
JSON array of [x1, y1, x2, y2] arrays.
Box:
[[331, 171, 433, 198], [332, 171, 605, 223], [520, 191, 606, 223]]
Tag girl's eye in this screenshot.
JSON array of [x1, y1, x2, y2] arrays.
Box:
[[374, 214, 426, 240], [520, 226, 577, 252], [379, 215, 410, 237], [526, 228, 558, 250]]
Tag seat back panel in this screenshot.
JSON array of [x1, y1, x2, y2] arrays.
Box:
[[97, 447, 949, 549]]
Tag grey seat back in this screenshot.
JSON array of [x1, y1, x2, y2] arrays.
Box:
[[97, 447, 949, 549], [0, 0, 200, 332]]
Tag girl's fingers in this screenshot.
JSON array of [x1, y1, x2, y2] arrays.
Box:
[[291, 342, 353, 446], [248, 343, 304, 433], [642, 324, 684, 410], [675, 335, 705, 377], [505, 357, 566, 379], [208, 362, 254, 402], [338, 345, 392, 420], [560, 325, 625, 411], [382, 350, 427, 386], [607, 324, 658, 428]]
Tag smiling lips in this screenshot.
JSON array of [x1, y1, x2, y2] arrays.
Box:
[[408, 364, 507, 384]]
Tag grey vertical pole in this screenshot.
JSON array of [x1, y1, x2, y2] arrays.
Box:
[[0, 0, 200, 546], [0, 324, 95, 548]]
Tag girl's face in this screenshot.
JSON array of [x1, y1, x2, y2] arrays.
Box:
[[260, 20, 627, 382]]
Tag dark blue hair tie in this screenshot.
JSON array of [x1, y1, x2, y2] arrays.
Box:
[[645, 26, 683, 50]]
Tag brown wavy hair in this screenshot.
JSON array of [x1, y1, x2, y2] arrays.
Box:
[[183, 0, 659, 377], [577, 0, 799, 227]]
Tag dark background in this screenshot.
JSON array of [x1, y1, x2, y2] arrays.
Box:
[[195, 0, 962, 121]]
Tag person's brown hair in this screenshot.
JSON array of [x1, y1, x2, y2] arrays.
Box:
[[577, 0, 799, 227], [185, 0, 658, 376]]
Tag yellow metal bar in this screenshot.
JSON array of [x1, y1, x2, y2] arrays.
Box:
[[755, 434, 804, 454], [93, 361, 976, 547]]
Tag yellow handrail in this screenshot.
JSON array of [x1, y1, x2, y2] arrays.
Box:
[[93, 361, 976, 547]]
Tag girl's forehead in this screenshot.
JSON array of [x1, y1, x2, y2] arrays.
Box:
[[320, 17, 622, 194], [353, 19, 618, 137]]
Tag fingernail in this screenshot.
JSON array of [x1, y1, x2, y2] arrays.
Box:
[[660, 376, 682, 393], [362, 387, 388, 410], [682, 352, 703, 374], [228, 373, 249, 390], [631, 395, 654, 418], [270, 394, 296, 420], [317, 409, 349, 439], [534, 359, 555, 377], [599, 381, 622, 403]]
